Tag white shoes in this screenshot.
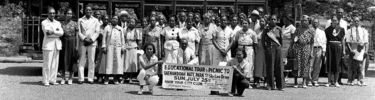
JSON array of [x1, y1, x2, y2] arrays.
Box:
[[60, 80, 66, 85], [67, 80, 73, 85], [138, 89, 143, 95]]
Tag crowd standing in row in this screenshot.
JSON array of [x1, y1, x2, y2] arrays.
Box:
[[41, 6, 369, 96]]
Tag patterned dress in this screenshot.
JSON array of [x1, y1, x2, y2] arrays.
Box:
[[294, 28, 314, 78], [143, 26, 162, 59], [59, 20, 78, 78]]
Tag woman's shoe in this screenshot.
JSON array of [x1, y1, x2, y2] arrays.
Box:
[[67, 80, 73, 85], [60, 80, 66, 85], [114, 81, 119, 85], [138, 90, 143, 95], [335, 83, 341, 87]]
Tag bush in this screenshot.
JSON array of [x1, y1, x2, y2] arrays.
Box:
[[0, 3, 24, 56]]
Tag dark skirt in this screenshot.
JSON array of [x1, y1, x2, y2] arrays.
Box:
[[326, 42, 343, 73], [59, 37, 78, 72]]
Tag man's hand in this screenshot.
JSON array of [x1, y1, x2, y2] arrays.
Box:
[[156, 60, 164, 64], [121, 49, 126, 55], [46, 30, 53, 35], [322, 51, 326, 57], [283, 58, 288, 65]]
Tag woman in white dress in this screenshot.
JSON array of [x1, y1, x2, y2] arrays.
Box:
[[162, 16, 183, 64], [100, 16, 125, 85], [123, 18, 142, 82]]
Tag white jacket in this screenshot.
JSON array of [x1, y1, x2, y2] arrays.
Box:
[[41, 19, 64, 50]]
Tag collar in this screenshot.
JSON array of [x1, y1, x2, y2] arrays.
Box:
[[47, 18, 56, 23], [82, 16, 94, 20], [183, 27, 196, 31]]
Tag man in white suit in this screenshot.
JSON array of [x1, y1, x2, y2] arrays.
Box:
[[41, 7, 64, 86], [78, 6, 101, 84]]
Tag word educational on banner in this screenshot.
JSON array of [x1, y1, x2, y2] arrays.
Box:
[[162, 63, 233, 92]]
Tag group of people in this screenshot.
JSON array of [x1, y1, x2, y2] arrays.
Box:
[[41, 5, 369, 97]]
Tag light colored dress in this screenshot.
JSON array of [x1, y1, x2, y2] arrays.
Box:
[[100, 25, 125, 75], [212, 26, 231, 65], [235, 29, 258, 78], [124, 28, 141, 73], [179, 27, 200, 54], [162, 26, 183, 64], [198, 23, 216, 65]]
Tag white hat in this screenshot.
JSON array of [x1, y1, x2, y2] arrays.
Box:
[[251, 10, 260, 16], [119, 10, 128, 16]]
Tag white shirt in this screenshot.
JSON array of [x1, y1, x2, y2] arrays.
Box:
[[179, 27, 199, 51], [313, 28, 327, 52], [282, 24, 296, 39], [78, 16, 101, 45], [41, 19, 64, 50], [346, 26, 369, 61], [225, 25, 242, 38], [346, 26, 369, 44]]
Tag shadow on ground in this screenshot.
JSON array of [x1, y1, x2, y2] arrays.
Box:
[[366, 70, 375, 77], [125, 90, 212, 97], [19, 81, 43, 86], [0, 66, 41, 76]]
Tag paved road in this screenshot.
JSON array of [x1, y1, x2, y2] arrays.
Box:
[[0, 63, 374, 100]]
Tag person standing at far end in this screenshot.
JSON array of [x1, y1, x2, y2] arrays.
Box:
[[346, 16, 369, 86]]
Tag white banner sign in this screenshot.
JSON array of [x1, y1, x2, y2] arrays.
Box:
[[162, 63, 233, 92]]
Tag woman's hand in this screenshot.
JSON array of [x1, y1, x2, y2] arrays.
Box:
[[294, 37, 298, 42], [156, 60, 164, 64], [283, 58, 288, 65], [102, 48, 107, 54]]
